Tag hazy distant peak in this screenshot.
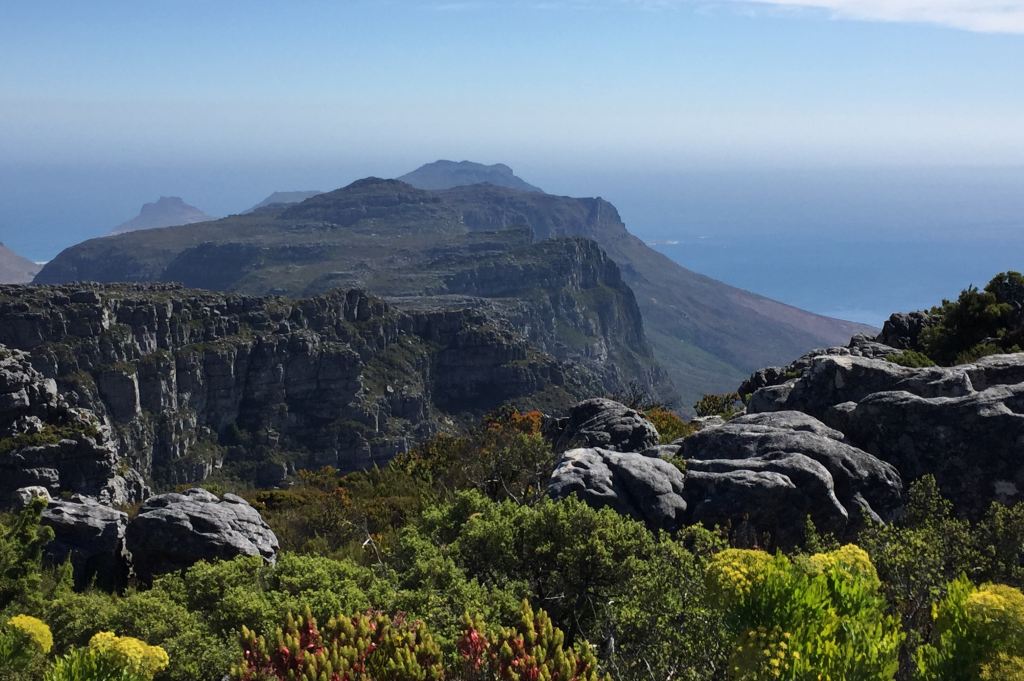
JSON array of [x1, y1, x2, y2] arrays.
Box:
[[111, 196, 211, 235], [0, 243, 41, 284], [398, 160, 544, 193], [245, 190, 322, 213]]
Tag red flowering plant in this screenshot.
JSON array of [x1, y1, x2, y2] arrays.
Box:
[[232, 608, 443, 681]]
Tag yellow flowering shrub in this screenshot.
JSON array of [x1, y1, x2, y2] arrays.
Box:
[[709, 545, 902, 681], [981, 653, 1024, 680], [919, 578, 1024, 681], [8, 614, 52, 654], [729, 626, 794, 680], [88, 632, 170, 679], [706, 549, 774, 607], [805, 544, 879, 584]]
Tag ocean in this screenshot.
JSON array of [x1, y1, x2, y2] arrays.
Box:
[[652, 233, 1023, 327]]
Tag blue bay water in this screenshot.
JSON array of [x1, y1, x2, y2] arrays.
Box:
[[652, 235, 1024, 327]]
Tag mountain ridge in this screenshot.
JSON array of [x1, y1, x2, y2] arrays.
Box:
[[35, 167, 872, 404]]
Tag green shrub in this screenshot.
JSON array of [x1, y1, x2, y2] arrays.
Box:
[[0, 497, 55, 612], [645, 407, 697, 443], [693, 393, 743, 419], [920, 271, 1024, 365], [886, 350, 936, 368]]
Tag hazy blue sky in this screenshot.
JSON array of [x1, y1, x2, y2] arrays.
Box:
[[1, 0, 1023, 262]]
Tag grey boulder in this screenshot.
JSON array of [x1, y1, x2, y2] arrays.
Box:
[[42, 495, 130, 590], [748, 352, 1024, 515], [549, 398, 659, 453], [126, 488, 279, 582], [548, 447, 686, 531], [679, 411, 903, 544]]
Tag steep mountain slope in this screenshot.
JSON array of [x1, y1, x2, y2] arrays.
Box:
[[424, 181, 874, 399], [244, 190, 322, 213], [37, 180, 666, 400], [399, 160, 543, 193], [111, 196, 211, 234], [0, 243, 40, 283], [0, 283, 599, 487]]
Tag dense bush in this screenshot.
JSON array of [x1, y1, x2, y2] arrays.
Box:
[[693, 392, 743, 419], [916, 578, 1024, 680], [459, 600, 608, 681], [886, 350, 936, 368], [920, 271, 1024, 365], [708, 545, 903, 680], [644, 407, 697, 443]]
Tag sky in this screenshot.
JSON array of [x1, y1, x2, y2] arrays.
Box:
[[1, 0, 1023, 261]]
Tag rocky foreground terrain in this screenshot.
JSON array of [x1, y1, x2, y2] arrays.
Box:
[[4, 279, 1022, 580], [550, 332, 1024, 546]]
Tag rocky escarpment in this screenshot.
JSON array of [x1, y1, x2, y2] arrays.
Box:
[[547, 399, 901, 546], [0, 346, 147, 506], [35, 174, 872, 406], [746, 350, 1024, 515], [0, 284, 599, 489]]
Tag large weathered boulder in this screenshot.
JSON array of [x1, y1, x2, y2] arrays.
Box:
[[548, 447, 686, 530], [548, 410, 902, 546], [738, 336, 902, 398], [678, 411, 903, 543], [126, 488, 279, 582], [549, 398, 659, 453], [42, 495, 130, 590], [748, 352, 1024, 514], [878, 311, 937, 350], [0, 345, 147, 507]]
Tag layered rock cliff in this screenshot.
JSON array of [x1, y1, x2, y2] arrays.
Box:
[[0, 283, 600, 490]]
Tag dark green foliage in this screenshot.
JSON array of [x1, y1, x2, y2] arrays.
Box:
[[0, 498, 55, 612], [886, 350, 936, 368], [693, 392, 743, 419], [920, 271, 1024, 365]]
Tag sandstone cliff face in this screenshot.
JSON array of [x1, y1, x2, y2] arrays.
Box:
[[0, 284, 597, 489]]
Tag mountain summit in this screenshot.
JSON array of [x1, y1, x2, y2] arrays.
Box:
[[399, 160, 543, 193], [110, 196, 211, 235], [0, 243, 40, 284]]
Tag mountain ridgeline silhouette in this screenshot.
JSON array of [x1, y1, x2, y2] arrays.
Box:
[[35, 162, 872, 404]]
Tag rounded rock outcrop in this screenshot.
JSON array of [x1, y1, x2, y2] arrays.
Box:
[[549, 398, 659, 453], [126, 488, 279, 582]]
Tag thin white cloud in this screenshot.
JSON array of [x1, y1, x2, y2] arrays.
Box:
[[736, 0, 1024, 34], [430, 0, 1024, 33]]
